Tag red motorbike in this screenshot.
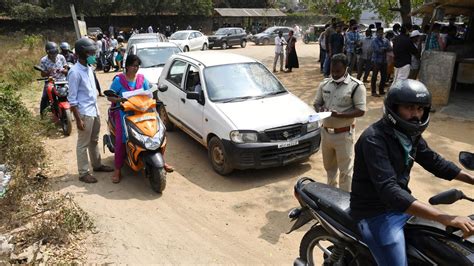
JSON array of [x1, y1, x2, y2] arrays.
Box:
[[34, 65, 73, 136]]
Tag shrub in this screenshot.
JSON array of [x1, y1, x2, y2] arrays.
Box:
[[23, 34, 43, 50]]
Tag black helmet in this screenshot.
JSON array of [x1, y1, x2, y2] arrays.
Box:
[[59, 42, 70, 52], [74, 37, 96, 59], [383, 79, 431, 137], [117, 35, 124, 42], [45, 41, 58, 54]]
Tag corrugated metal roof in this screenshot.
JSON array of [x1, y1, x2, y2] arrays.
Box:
[[214, 8, 286, 17], [411, 0, 474, 15]]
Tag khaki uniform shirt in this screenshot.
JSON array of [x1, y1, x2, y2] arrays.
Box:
[[313, 75, 366, 128]]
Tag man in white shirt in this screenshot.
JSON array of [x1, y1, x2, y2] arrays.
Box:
[[148, 25, 153, 33], [273, 31, 287, 72], [68, 38, 113, 183]]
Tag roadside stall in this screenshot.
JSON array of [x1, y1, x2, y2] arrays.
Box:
[[411, 0, 474, 106]]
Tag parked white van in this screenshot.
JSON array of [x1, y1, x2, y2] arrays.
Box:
[[157, 51, 321, 175]]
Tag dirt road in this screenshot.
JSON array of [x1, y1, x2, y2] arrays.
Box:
[[39, 42, 474, 264]]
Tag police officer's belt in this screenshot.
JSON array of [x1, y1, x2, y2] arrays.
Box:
[[324, 124, 354, 134]]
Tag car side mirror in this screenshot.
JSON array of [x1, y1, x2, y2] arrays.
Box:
[[459, 151, 474, 170], [186, 91, 205, 105], [186, 91, 200, 100], [158, 84, 168, 92]]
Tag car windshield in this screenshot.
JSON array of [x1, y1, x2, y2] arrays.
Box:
[[137, 47, 181, 68], [215, 29, 229, 35], [204, 63, 287, 102], [169, 32, 189, 40]]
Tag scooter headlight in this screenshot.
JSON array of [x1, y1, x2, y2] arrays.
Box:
[[56, 85, 68, 97], [143, 118, 166, 150]]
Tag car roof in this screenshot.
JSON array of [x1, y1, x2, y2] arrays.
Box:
[[217, 27, 243, 30], [172, 30, 201, 34], [129, 33, 162, 40], [176, 51, 256, 67], [133, 42, 179, 49]]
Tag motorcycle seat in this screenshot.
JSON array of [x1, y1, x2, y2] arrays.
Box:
[[302, 182, 360, 238]]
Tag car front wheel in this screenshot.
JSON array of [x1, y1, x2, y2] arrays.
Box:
[[183, 46, 189, 52], [202, 43, 208, 50], [221, 41, 228, 49], [240, 40, 247, 48], [208, 137, 233, 175]]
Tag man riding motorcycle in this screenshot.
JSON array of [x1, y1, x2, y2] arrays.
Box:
[[59, 41, 77, 64], [349, 79, 474, 265], [39, 41, 68, 118]]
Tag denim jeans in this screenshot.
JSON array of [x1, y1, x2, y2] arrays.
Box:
[[323, 53, 331, 76], [358, 212, 411, 266]]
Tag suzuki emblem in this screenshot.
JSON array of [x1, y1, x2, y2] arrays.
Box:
[[282, 131, 290, 138]]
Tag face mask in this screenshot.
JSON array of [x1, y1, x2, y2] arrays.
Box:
[[86, 55, 96, 65], [332, 75, 346, 83]]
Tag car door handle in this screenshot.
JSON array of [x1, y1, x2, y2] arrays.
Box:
[[181, 98, 185, 103]]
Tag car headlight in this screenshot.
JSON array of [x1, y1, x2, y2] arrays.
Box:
[[230, 130, 258, 144], [306, 121, 321, 132]]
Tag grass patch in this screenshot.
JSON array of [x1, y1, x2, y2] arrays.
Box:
[[0, 34, 93, 263]]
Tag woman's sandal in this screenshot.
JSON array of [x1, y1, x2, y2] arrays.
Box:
[[164, 163, 174, 173], [112, 174, 121, 184]]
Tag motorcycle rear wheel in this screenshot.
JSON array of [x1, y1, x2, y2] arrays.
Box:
[[149, 166, 166, 193], [61, 109, 73, 136], [103, 65, 111, 73], [299, 225, 360, 266]]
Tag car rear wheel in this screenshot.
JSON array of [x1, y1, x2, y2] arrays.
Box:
[[202, 43, 208, 50], [183, 46, 189, 52], [263, 38, 269, 45], [208, 137, 233, 175], [240, 40, 247, 48], [221, 42, 228, 49]]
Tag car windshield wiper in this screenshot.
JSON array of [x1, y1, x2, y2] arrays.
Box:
[[264, 90, 287, 97], [221, 96, 258, 103], [143, 63, 165, 68]]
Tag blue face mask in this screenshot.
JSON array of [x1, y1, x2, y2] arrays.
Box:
[[86, 55, 96, 65]]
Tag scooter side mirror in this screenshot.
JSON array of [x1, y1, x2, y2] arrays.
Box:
[[429, 189, 465, 205], [459, 151, 474, 170], [103, 90, 119, 98]]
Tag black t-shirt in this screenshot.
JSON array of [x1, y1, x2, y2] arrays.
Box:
[[330, 33, 344, 54], [393, 34, 419, 68], [349, 119, 461, 220]]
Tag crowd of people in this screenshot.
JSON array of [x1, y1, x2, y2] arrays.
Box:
[[317, 17, 468, 97]]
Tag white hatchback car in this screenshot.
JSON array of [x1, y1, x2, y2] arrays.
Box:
[[168, 30, 209, 52], [157, 52, 321, 175], [127, 42, 182, 86]]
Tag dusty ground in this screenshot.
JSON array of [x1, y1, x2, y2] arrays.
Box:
[[33, 42, 473, 264]]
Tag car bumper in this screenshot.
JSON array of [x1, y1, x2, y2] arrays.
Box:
[[221, 129, 321, 170], [208, 39, 222, 46]]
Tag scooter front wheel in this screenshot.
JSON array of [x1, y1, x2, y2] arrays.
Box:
[[149, 166, 166, 193], [61, 109, 73, 136]]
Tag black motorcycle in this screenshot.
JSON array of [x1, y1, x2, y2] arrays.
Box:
[[288, 151, 474, 265], [102, 47, 117, 73]]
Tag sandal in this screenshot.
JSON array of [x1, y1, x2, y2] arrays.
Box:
[[164, 163, 174, 173], [79, 173, 98, 183], [111, 175, 121, 184]]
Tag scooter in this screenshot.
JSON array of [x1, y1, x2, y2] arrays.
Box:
[[34, 65, 73, 136], [102, 85, 169, 193], [288, 151, 474, 265]]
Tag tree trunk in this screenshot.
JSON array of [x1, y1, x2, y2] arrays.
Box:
[[399, 0, 412, 25]]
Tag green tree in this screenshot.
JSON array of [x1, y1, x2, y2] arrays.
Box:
[[10, 2, 50, 22]]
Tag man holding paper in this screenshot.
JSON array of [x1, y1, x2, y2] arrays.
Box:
[[313, 53, 367, 192]]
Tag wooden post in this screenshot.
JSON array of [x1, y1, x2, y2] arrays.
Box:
[[70, 4, 81, 40]]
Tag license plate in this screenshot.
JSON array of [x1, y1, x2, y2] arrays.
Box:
[[278, 140, 299, 149]]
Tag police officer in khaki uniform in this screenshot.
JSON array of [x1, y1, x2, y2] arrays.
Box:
[[313, 53, 367, 192]]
